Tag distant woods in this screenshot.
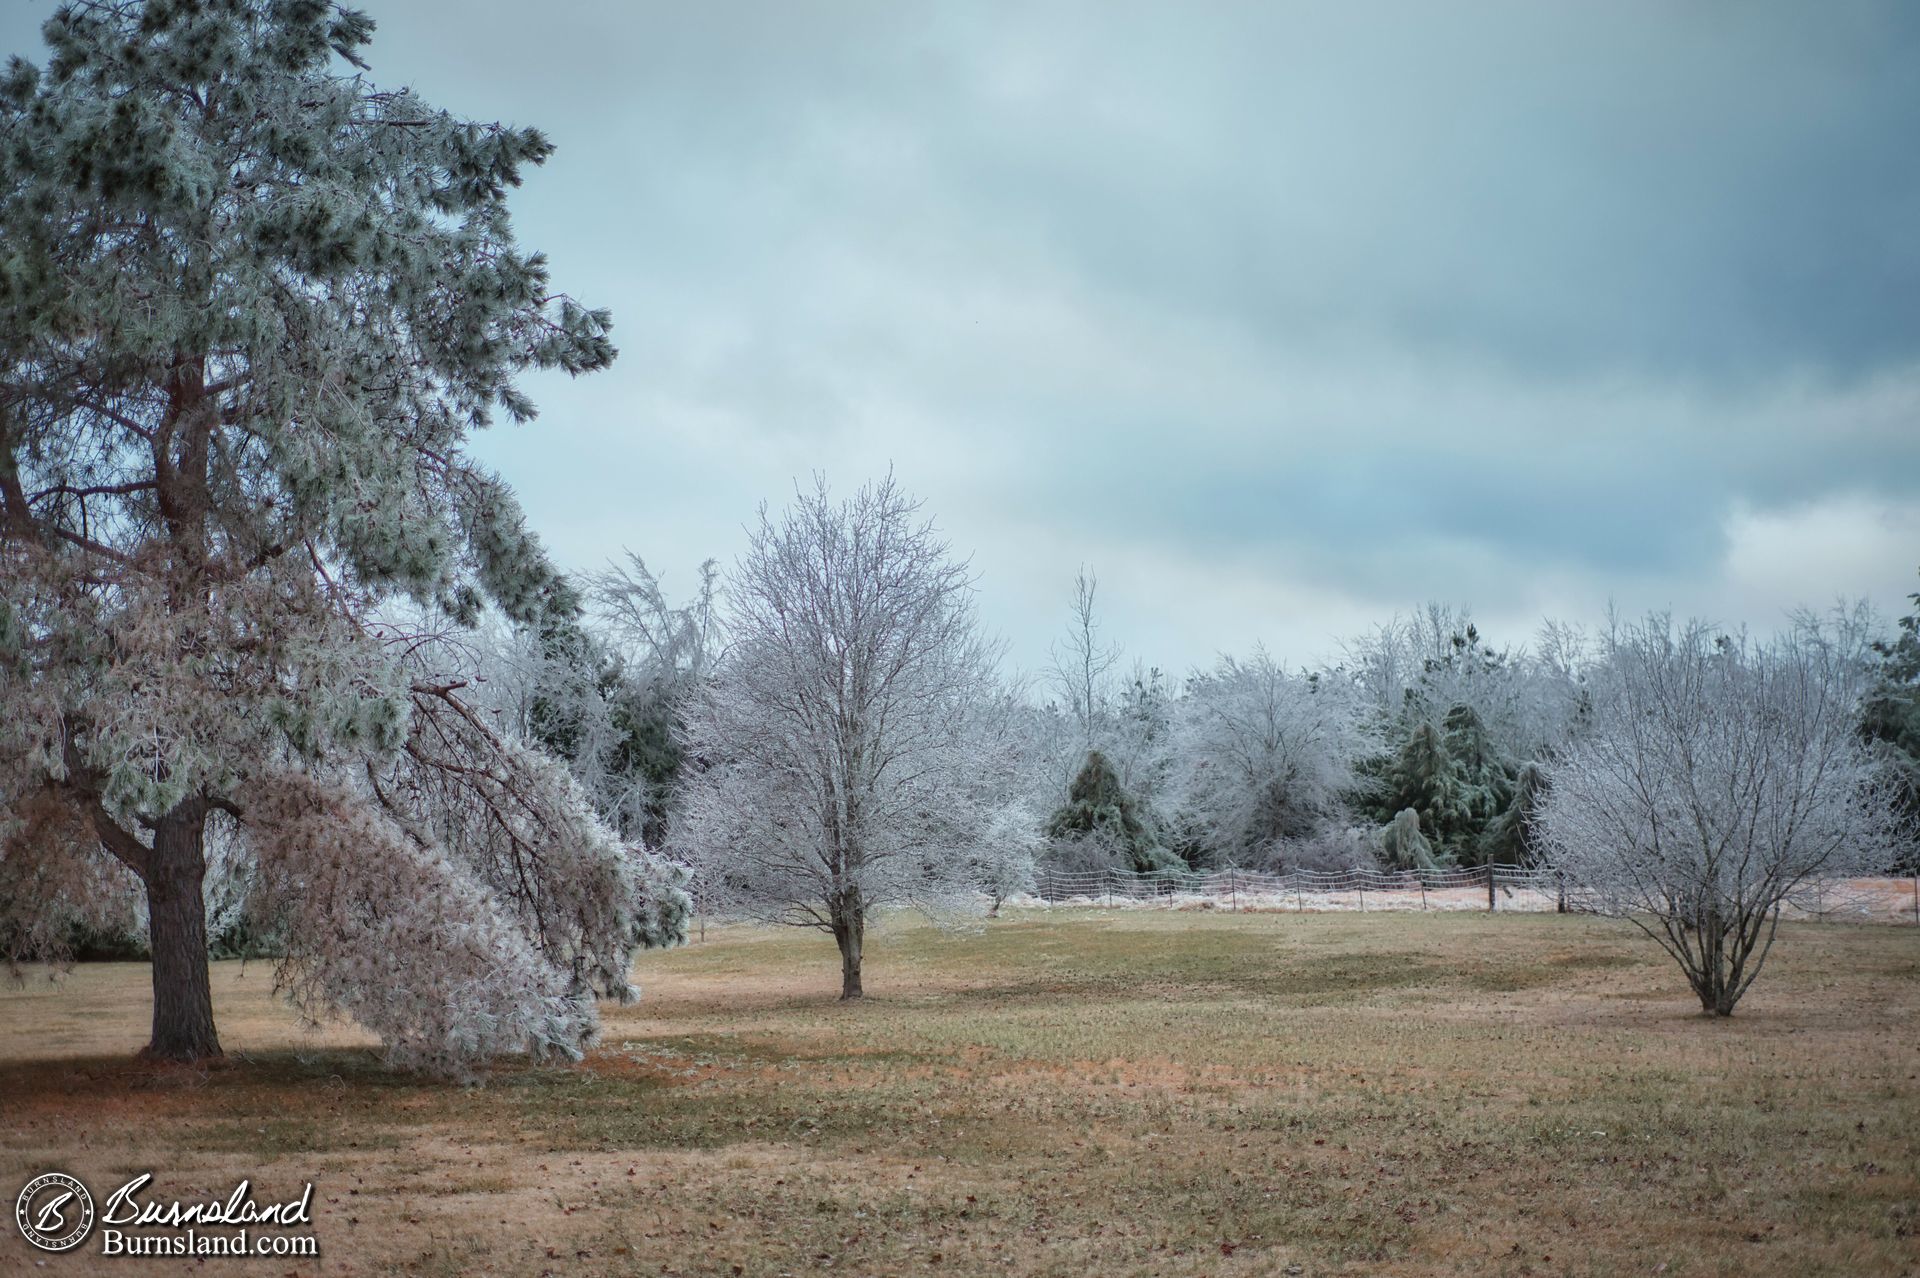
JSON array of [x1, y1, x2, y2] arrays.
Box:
[[474, 561, 1920, 895], [1027, 593, 1589, 880]]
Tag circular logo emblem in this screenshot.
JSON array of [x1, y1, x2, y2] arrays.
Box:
[[15, 1173, 94, 1253]]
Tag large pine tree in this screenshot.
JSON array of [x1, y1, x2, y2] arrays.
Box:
[[0, 1, 685, 1071]]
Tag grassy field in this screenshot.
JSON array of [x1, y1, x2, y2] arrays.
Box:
[[2, 909, 1917, 1277]]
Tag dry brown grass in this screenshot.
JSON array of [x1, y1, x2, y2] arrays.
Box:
[[2, 910, 1917, 1277]]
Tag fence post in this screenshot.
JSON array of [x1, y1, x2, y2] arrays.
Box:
[[1419, 873, 1428, 911], [1911, 874, 1918, 925], [1487, 863, 1496, 913]]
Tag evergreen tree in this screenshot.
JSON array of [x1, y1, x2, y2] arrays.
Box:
[[1480, 760, 1548, 866], [1045, 750, 1180, 873], [514, 613, 686, 846], [600, 660, 687, 847], [527, 606, 603, 769], [0, 1, 686, 1069], [1381, 720, 1473, 853], [1377, 807, 1446, 870], [586, 555, 721, 848], [1442, 703, 1516, 862], [1863, 572, 1920, 871]]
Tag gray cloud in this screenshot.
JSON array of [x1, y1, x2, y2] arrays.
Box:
[[6, 0, 1917, 672]]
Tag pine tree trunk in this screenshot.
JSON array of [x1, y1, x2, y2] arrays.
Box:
[[140, 803, 222, 1062]]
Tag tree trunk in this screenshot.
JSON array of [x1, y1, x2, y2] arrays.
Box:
[[832, 893, 865, 1001], [140, 804, 222, 1062], [1698, 984, 1737, 1017], [1691, 959, 1739, 1017]]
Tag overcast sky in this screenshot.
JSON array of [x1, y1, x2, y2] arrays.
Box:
[[8, 2, 1918, 675]]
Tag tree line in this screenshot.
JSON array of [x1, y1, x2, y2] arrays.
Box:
[[466, 495, 1915, 1012]]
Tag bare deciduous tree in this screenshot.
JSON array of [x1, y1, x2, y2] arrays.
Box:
[[1540, 612, 1903, 1015], [1046, 567, 1122, 756], [673, 476, 1029, 999], [588, 555, 723, 689]]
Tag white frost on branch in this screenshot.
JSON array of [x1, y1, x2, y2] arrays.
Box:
[[1175, 648, 1379, 867]]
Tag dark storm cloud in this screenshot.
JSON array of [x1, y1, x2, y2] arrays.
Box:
[[6, 0, 1916, 667]]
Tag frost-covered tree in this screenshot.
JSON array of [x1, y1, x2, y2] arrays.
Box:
[[1344, 607, 1515, 734], [1440, 703, 1516, 861], [472, 616, 653, 865], [1044, 749, 1177, 873], [1361, 704, 1516, 863], [1379, 720, 1473, 855], [965, 686, 1045, 914], [462, 557, 720, 848], [1862, 570, 1920, 871], [584, 555, 722, 846], [1035, 575, 1181, 854], [1344, 605, 1587, 790], [0, 1, 686, 1067], [1176, 649, 1375, 867], [1540, 614, 1903, 1016], [1376, 807, 1443, 871], [1046, 567, 1122, 758], [1111, 661, 1179, 810], [673, 476, 1028, 999], [1479, 760, 1548, 867]]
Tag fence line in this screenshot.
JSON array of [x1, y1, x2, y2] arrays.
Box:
[[1032, 862, 1563, 911], [1027, 865, 1920, 922]]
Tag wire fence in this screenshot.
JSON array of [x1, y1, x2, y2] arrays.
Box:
[[1025, 864, 1920, 922], [1030, 863, 1560, 912]]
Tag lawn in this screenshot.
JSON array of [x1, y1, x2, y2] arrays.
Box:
[[2, 909, 1917, 1276]]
